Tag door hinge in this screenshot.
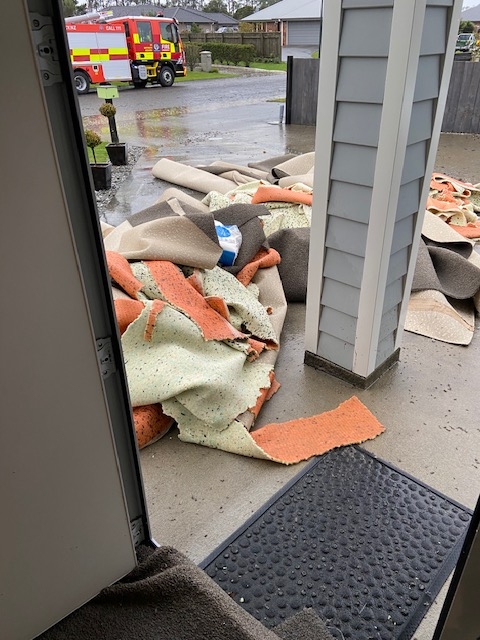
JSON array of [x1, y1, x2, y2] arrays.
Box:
[[30, 12, 62, 86], [96, 337, 116, 380]]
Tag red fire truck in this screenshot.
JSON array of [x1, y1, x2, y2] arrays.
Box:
[[65, 12, 187, 94]]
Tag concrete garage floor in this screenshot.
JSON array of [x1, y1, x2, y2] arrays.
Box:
[[92, 93, 480, 640], [119, 131, 479, 639]]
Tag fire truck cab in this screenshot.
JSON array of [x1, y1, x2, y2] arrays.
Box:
[[107, 16, 186, 89], [66, 13, 186, 94]]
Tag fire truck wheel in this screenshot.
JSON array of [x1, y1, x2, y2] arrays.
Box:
[[74, 70, 90, 95], [158, 66, 175, 87]]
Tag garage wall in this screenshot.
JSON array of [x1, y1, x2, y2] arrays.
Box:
[[287, 20, 321, 46]]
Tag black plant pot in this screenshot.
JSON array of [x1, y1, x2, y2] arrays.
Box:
[[106, 142, 128, 166], [91, 162, 112, 190]]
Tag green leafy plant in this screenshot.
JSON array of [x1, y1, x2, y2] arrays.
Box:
[[184, 42, 201, 71], [99, 101, 119, 144], [84, 129, 102, 164]]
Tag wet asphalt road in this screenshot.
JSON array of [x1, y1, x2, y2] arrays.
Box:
[[79, 71, 479, 222], [78, 72, 316, 166]]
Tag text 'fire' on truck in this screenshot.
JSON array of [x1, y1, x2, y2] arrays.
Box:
[[65, 12, 187, 94]]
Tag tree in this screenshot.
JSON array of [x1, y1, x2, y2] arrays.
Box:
[[257, 0, 281, 10], [233, 5, 255, 20], [459, 20, 475, 33], [203, 0, 228, 13], [62, 0, 78, 17]]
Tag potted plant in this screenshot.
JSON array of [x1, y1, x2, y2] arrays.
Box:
[[99, 101, 128, 166], [85, 128, 112, 191]]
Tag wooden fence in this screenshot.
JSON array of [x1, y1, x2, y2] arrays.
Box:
[[181, 32, 281, 60], [285, 58, 319, 126], [285, 58, 480, 134], [442, 60, 480, 133]]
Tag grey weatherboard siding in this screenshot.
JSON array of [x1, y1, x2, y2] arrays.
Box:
[[315, 0, 453, 372]]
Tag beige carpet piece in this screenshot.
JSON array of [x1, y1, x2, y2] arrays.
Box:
[[122, 302, 274, 430], [270, 152, 315, 181], [199, 160, 269, 181], [152, 158, 237, 195], [278, 171, 315, 189], [155, 187, 211, 213], [405, 289, 475, 345], [103, 218, 222, 268], [177, 395, 385, 465], [201, 266, 279, 346]]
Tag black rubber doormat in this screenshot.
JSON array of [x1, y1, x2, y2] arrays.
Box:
[[200, 446, 472, 640]]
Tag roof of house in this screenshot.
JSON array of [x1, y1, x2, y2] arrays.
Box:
[[244, 1, 480, 23], [204, 12, 239, 26], [103, 5, 216, 25], [243, 0, 321, 22], [461, 3, 480, 20]]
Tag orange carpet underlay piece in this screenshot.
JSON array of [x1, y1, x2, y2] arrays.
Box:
[[426, 196, 462, 214], [106, 251, 144, 299], [114, 299, 145, 335], [449, 221, 480, 238], [133, 404, 175, 449], [146, 260, 246, 342], [251, 185, 313, 206], [236, 247, 281, 287], [251, 396, 385, 464]]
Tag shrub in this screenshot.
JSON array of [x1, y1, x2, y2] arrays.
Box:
[[84, 129, 102, 164], [200, 42, 256, 66], [184, 42, 201, 71], [99, 102, 116, 118], [99, 101, 119, 144]]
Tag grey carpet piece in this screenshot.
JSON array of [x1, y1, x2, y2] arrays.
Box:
[[38, 546, 324, 640], [128, 203, 220, 246], [412, 239, 480, 299], [128, 200, 185, 225], [248, 154, 298, 176], [268, 227, 310, 302], [196, 162, 268, 182], [274, 609, 335, 640]]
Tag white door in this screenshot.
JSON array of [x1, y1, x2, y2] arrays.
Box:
[[0, 3, 139, 638]]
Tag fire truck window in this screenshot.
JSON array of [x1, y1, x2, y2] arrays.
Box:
[[138, 22, 153, 43], [123, 22, 130, 37], [161, 23, 177, 44]]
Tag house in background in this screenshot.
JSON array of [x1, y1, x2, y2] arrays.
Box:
[[105, 4, 238, 33], [204, 12, 240, 32], [242, 0, 321, 60], [461, 3, 480, 29]]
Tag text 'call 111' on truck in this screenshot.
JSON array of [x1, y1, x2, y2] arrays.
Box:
[[65, 12, 187, 94]]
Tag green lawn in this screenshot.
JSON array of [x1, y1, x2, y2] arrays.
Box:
[[249, 62, 287, 71], [176, 70, 235, 81], [176, 62, 286, 81], [87, 142, 109, 164]]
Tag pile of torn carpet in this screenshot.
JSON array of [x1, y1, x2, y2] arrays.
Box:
[[101, 152, 384, 460], [101, 153, 480, 457], [405, 174, 480, 345]]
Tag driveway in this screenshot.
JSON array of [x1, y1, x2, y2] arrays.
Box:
[[79, 72, 316, 222], [79, 72, 316, 165]]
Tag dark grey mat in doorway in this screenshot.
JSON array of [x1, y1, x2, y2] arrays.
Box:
[[39, 545, 333, 640], [200, 446, 472, 640]]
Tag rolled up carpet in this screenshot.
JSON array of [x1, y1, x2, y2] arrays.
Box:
[[152, 158, 237, 195]]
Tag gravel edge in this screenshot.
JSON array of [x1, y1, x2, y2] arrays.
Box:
[[94, 145, 145, 219]]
